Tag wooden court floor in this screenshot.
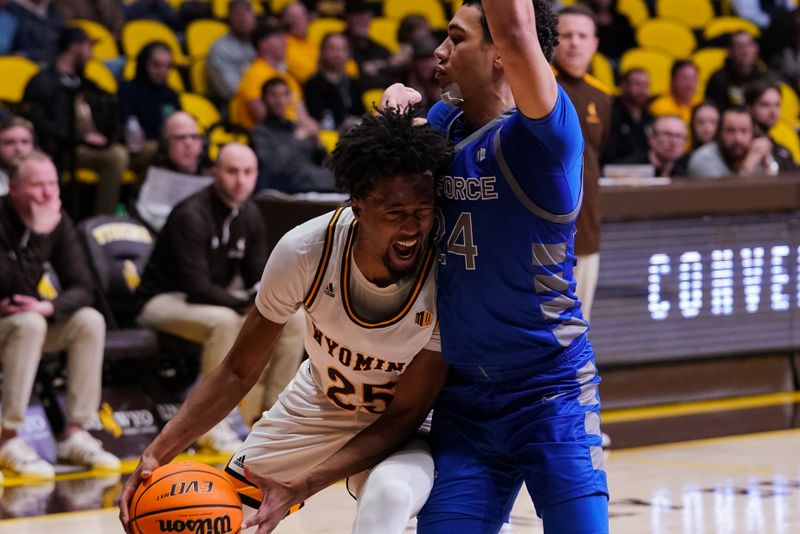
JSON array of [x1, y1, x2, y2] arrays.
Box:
[[1, 429, 798, 533]]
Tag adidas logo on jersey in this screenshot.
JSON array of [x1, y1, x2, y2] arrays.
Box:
[[324, 283, 335, 297], [233, 455, 246, 469], [415, 311, 433, 327]]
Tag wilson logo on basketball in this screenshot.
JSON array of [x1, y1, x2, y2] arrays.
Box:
[[157, 515, 233, 533], [415, 311, 433, 327]]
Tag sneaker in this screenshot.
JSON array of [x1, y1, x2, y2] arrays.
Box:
[[196, 421, 243, 454], [601, 432, 612, 450], [0, 437, 55, 478], [57, 430, 121, 470]]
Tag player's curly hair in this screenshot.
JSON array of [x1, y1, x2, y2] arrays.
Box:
[[327, 108, 453, 200], [462, 0, 559, 63]]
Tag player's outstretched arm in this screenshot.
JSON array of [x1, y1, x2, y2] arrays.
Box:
[[241, 349, 449, 533], [118, 307, 285, 533], [483, 0, 558, 119]]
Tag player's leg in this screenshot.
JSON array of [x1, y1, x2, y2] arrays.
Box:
[[540, 494, 609, 534], [349, 437, 434, 534]]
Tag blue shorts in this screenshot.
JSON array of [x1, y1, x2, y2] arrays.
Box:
[[417, 340, 608, 529]]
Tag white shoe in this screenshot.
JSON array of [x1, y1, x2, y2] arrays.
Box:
[[57, 430, 121, 470], [0, 437, 55, 478], [196, 421, 243, 454], [601, 432, 611, 450]]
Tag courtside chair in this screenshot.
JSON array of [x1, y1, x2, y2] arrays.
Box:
[[0, 56, 38, 105], [121, 20, 189, 66], [186, 19, 229, 62], [636, 18, 696, 58], [70, 19, 120, 62], [656, 0, 714, 30], [383, 0, 449, 30], [619, 47, 674, 97], [180, 92, 222, 131], [703, 16, 761, 42]]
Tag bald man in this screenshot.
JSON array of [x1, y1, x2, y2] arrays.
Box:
[[135, 143, 305, 452], [160, 111, 207, 176]]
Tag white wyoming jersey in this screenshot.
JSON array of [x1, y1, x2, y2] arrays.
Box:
[[256, 207, 438, 415]]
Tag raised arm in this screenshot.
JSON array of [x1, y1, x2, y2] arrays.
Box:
[[118, 308, 285, 532], [482, 0, 558, 119], [241, 348, 449, 532]]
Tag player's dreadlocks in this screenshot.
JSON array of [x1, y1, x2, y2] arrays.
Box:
[[462, 0, 559, 63], [327, 108, 453, 200]]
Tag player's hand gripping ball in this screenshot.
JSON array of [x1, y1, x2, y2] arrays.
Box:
[[128, 461, 242, 534]]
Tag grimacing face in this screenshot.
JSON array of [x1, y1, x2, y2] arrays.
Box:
[[352, 173, 435, 282]]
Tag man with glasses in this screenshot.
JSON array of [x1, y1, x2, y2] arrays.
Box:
[[622, 116, 689, 177], [135, 143, 306, 452]]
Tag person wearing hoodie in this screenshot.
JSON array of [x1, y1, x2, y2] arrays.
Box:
[[9, 0, 65, 63]]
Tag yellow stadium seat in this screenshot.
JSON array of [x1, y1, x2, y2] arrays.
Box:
[[369, 17, 400, 54], [691, 47, 727, 96], [636, 18, 696, 58], [123, 59, 186, 93], [319, 129, 339, 153], [617, 0, 650, 27], [190, 59, 209, 95], [307, 18, 346, 44], [121, 20, 188, 65], [180, 92, 221, 131], [703, 16, 760, 41], [270, 0, 296, 13], [384, 0, 448, 30], [206, 122, 251, 161], [362, 88, 385, 114], [619, 47, 674, 96], [656, 0, 714, 29], [70, 19, 120, 62], [780, 82, 799, 128], [70, 168, 139, 186], [84, 60, 118, 94], [186, 19, 229, 61], [770, 121, 800, 163], [591, 53, 617, 95], [0, 56, 39, 104], [212, 0, 264, 20], [450, 0, 464, 12]]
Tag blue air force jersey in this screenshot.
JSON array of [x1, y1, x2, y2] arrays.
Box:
[[429, 86, 589, 368]]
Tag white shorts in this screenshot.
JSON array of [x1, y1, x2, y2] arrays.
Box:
[[225, 360, 380, 508]]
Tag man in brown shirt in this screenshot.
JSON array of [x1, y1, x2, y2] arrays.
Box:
[[553, 4, 611, 321]]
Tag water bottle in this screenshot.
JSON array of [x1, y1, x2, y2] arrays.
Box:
[[125, 116, 144, 153], [321, 110, 336, 131]]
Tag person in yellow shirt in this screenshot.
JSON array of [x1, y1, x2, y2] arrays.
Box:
[[230, 19, 317, 132], [281, 2, 318, 85], [649, 60, 701, 126]]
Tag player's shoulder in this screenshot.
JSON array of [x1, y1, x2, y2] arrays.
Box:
[[279, 207, 353, 256], [428, 100, 463, 133]]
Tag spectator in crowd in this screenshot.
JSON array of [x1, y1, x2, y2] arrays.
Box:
[[303, 32, 364, 129], [206, 0, 256, 104], [770, 9, 800, 94], [621, 116, 689, 177], [252, 77, 334, 192], [155, 111, 208, 175], [397, 14, 435, 54], [553, 4, 611, 321], [0, 115, 34, 196], [690, 101, 720, 150], [230, 19, 316, 132], [403, 38, 440, 113], [23, 27, 127, 215], [744, 79, 798, 170], [0, 151, 119, 478], [650, 60, 700, 127], [281, 1, 318, 84], [731, 0, 794, 28], [135, 143, 305, 446], [0, 0, 19, 55], [705, 32, 766, 108], [9, 0, 66, 63], [123, 0, 177, 29], [603, 68, 652, 165], [56, 0, 123, 37], [688, 107, 781, 177], [344, 0, 401, 89], [120, 42, 182, 141], [579, 0, 636, 62]]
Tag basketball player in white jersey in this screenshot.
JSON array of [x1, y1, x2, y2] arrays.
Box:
[[119, 108, 454, 534]]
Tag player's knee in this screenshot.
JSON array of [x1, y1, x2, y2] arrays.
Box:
[[208, 308, 244, 332], [9, 311, 48, 339], [362, 480, 415, 511]]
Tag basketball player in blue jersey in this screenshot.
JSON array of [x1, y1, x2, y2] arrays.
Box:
[[382, 1, 609, 532]]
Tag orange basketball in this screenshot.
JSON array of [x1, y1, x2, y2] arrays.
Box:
[[130, 461, 242, 534]]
